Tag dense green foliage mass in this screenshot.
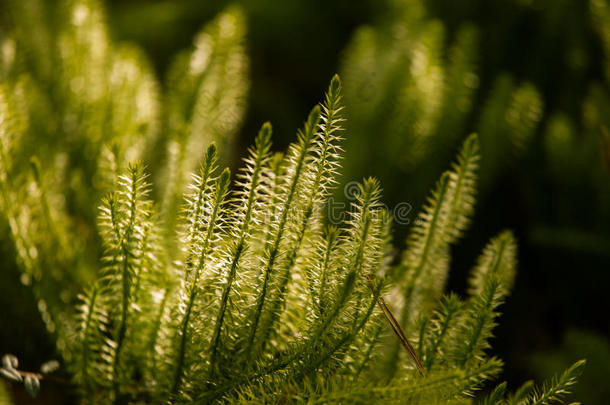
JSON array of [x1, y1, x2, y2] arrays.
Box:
[[0, 0, 596, 403], [339, 0, 610, 224], [333, 4, 610, 399]]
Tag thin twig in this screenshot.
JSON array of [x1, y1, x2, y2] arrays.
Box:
[[14, 369, 73, 386], [365, 273, 426, 377]]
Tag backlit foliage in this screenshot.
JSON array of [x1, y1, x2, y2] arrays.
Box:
[[0, 1, 585, 404]]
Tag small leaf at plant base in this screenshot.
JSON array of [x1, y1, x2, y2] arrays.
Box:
[[0, 367, 22, 382], [2, 354, 18, 370], [40, 360, 60, 374], [24, 375, 40, 398]]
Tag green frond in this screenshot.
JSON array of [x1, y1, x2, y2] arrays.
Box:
[[96, 163, 157, 400], [496, 360, 585, 405], [452, 276, 503, 369], [181, 143, 220, 271], [258, 151, 286, 248], [397, 133, 480, 317], [228, 122, 273, 239], [479, 382, 508, 405], [345, 210, 394, 381], [505, 84, 543, 155], [448, 357, 505, 399], [399, 171, 451, 285], [421, 293, 464, 371], [477, 75, 543, 190], [543, 114, 576, 176], [313, 74, 345, 196], [342, 178, 386, 282], [160, 6, 248, 238], [525, 360, 585, 405], [468, 230, 517, 297], [307, 225, 342, 316], [445, 133, 480, 244], [383, 133, 481, 379], [386, 173, 450, 376], [71, 284, 110, 389], [506, 381, 535, 405]]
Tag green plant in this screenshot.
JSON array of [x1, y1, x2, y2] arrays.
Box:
[[0, 0, 585, 403], [0, 0, 247, 354], [529, 329, 610, 404], [1, 69, 584, 402]]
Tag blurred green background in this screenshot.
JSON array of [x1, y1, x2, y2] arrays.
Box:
[[1, 0, 609, 402]]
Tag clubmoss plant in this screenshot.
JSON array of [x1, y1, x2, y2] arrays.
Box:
[[0, 1, 585, 403], [2, 72, 584, 403]]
